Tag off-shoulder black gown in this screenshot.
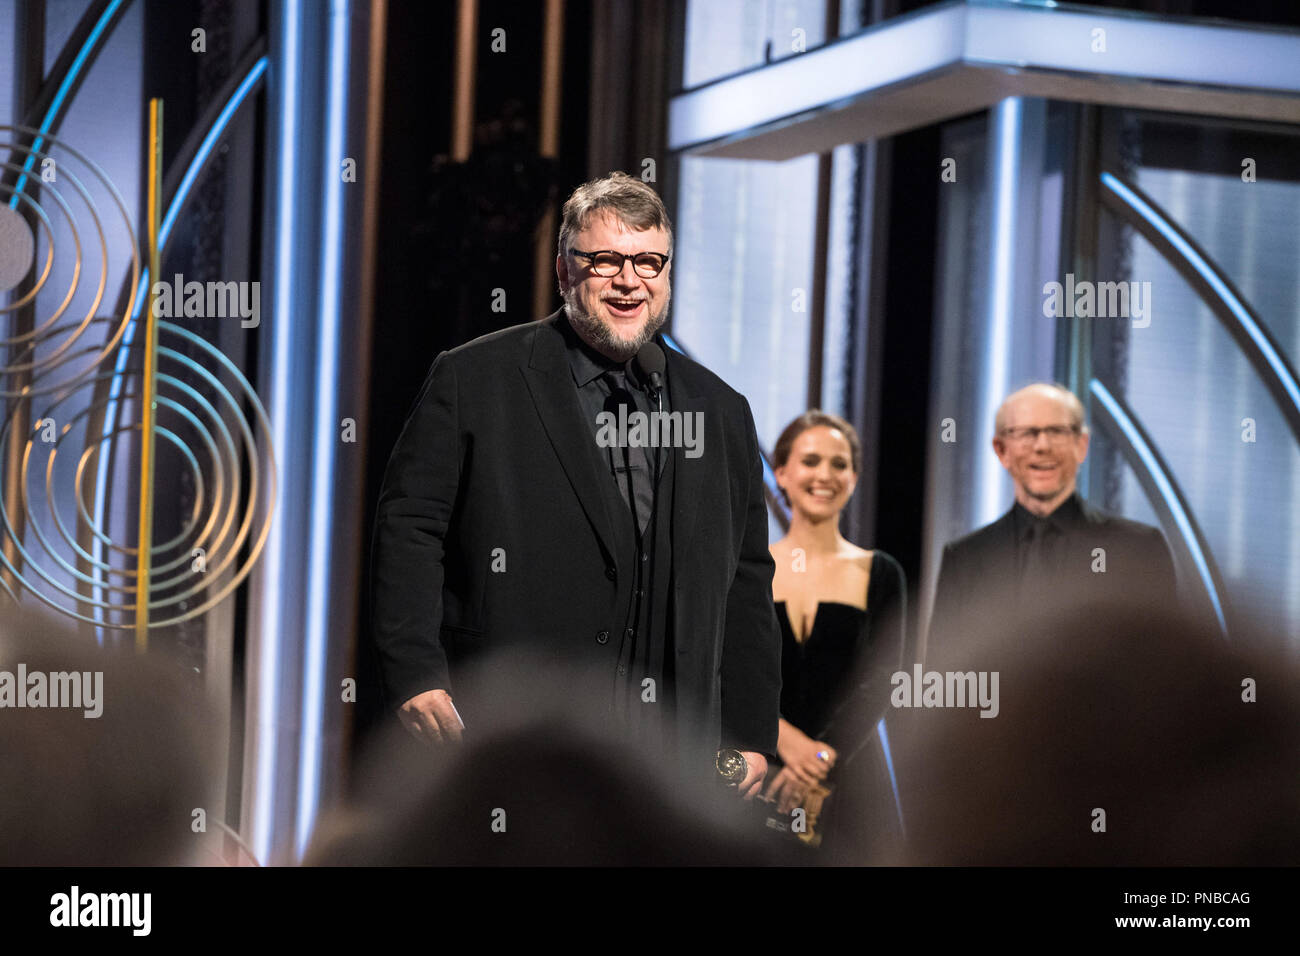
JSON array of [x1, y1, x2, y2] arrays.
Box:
[[772, 550, 906, 862]]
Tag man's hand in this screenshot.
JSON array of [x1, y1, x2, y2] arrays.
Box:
[[735, 751, 768, 800], [398, 688, 464, 746], [776, 720, 836, 788]]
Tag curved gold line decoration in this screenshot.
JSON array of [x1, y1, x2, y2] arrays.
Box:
[[0, 123, 276, 629], [0, 321, 277, 628], [1, 124, 139, 396]]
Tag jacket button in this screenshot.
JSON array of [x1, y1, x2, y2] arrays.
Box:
[[596, 630, 609, 644], [605, 566, 616, 581], [624, 627, 634, 641]]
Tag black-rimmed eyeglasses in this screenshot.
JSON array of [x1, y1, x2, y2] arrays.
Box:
[[999, 425, 1081, 444], [569, 249, 670, 278]]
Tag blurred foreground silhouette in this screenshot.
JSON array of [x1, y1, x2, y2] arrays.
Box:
[[890, 599, 1299, 865], [312, 648, 784, 866], [0, 609, 218, 865]]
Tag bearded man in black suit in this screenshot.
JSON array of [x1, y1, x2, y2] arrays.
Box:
[[370, 172, 780, 796], [928, 383, 1177, 658]]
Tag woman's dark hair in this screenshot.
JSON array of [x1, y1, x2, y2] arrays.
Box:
[[773, 410, 862, 480]]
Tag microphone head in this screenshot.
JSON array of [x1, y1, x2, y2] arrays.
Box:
[[634, 342, 667, 380]]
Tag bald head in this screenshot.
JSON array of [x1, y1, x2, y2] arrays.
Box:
[[995, 384, 1087, 436]]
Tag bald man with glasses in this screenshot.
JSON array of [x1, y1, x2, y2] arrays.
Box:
[[927, 383, 1177, 659]]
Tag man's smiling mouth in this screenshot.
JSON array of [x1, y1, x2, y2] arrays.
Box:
[[604, 298, 645, 316]]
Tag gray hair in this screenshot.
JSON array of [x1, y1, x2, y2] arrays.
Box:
[[558, 171, 673, 258]]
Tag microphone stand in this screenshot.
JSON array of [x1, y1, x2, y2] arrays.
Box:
[[636, 369, 665, 751]]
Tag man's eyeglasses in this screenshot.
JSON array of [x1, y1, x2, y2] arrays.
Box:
[[999, 424, 1081, 444], [570, 249, 670, 279]]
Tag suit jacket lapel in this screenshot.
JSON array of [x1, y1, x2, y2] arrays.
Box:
[[990, 508, 1018, 552], [974, 509, 1018, 594], [521, 312, 618, 563]]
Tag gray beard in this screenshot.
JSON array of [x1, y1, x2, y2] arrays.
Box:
[[563, 290, 669, 362]]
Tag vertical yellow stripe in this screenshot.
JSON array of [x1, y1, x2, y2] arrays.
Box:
[[136, 98, 163, 651]]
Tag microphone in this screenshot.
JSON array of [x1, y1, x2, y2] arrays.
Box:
[[632, 342, 666, 400]]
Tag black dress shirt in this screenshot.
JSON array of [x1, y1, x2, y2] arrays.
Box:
[[562, 323, 666, 533], [1012, 492, 1111, 607]]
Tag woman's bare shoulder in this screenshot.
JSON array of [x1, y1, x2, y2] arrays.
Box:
[[838, 541, 875, 570]]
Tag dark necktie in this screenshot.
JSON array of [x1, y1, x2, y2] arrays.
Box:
[[1021, 519, 1062, 608], [601, 370, 653, 533]]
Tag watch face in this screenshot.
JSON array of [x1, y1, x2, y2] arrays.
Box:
[[716, 749, 747, 783]]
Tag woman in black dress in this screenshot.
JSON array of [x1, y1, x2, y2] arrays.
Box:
[[764, 410, 906, 861]]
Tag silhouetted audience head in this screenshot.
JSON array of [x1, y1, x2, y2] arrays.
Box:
[[892, 599, 1298, 865], [0, 608, 217, 865], [310, 648, 780, 865]]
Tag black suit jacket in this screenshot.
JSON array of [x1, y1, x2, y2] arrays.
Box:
[[370, 311, 782, 761], [927, 497, 1177, 660]]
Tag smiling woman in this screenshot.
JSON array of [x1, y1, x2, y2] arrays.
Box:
[[765, 410, 906, 860]]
